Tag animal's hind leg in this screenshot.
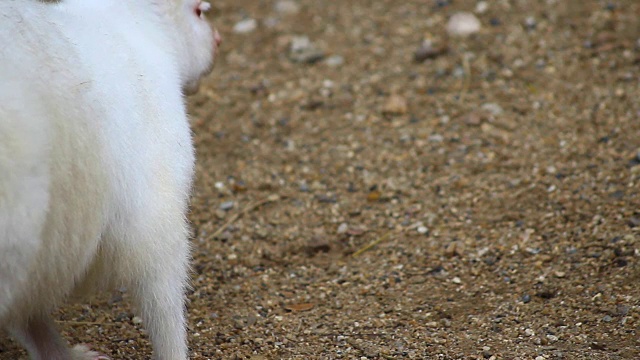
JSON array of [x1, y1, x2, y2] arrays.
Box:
[[9, 315, 69, 360], [120, 223, 191, 360], [8, 315, 109, 360]]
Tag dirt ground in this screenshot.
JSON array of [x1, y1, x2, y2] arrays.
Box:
[[2, 0, 640, 359]]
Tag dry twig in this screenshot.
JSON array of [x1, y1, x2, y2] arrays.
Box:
[[57, 320, 118, 327], [352, 230, 394, 258]]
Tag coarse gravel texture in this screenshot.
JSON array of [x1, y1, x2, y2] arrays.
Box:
[[2, 0, 640, 359]]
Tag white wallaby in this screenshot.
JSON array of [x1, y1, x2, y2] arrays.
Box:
[[0, 0, 221, 359]]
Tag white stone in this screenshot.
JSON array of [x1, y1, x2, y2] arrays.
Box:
[[233, 18, 257, 34], [326, 55, 345, 67], [475, 1, 489, 14], [274, 0, 300, 15], [446, 12, 481, 37], [481, 102, 503, 116]]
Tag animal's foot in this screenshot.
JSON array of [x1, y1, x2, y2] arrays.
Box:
[[71, 344, 110, 360]]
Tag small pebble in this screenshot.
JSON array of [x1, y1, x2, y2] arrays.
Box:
[[289, 36, 325, 63], [316, 194, 337, 203], [325, 55, 345, 67], [444, 241, 463, 257], [274, 0, 300, 15], [304, 236, 331, 256], [452, 66, 465, 78], [299, 182, 310, 192], [382, 95, 408, 115], [616, 304, 630, 316], [475, 1, 489, 14], [233, 18, 257, 34], [524, 16, 537, 30], [446, 12, 481, 37], [428, 134, 444, 142], [481, 102, 503, 116], [414, 39, 447, 62], [219, 201, 235, 211]]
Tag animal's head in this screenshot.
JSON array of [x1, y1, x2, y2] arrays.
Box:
[[153, 0, 221, 95]]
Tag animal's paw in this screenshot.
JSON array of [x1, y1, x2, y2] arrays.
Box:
[[71, 344, 110, 360]]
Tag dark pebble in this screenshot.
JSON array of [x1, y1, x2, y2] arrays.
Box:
[[316, 194, 337, 203], [609, 190, 625, 199], [616, 304, 630, 316], [483, 255, 498, 266], [304, 237, 331, 256], [535, 288, 556, 299], [614, 258, 628, 267], [413, 42, 448, 63], [115, 313, 130, 322], [428, 265, 444, 275]]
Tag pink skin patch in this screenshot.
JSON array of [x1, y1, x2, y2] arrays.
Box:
[[214, 29, 222, 47], [73, 344, 111, 360]]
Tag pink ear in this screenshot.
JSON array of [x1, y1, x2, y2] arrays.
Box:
[[198, 1, 211, 12], [195, 0, 210, 17]]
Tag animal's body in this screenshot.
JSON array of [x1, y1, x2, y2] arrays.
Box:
[[0, 0, 219, 358]]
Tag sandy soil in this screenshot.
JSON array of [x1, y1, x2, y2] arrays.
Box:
[[2, 0, 640, 359]]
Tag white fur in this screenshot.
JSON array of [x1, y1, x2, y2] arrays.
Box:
[[0, 0, 218, 359]]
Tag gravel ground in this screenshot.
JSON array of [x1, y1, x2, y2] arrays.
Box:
[[2, 0, 640, 359]]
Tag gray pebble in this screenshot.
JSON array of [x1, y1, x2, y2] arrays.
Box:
[[289, 36, 325, 64], [220, 201, 235, 211], [326, 55, 345, 67]]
